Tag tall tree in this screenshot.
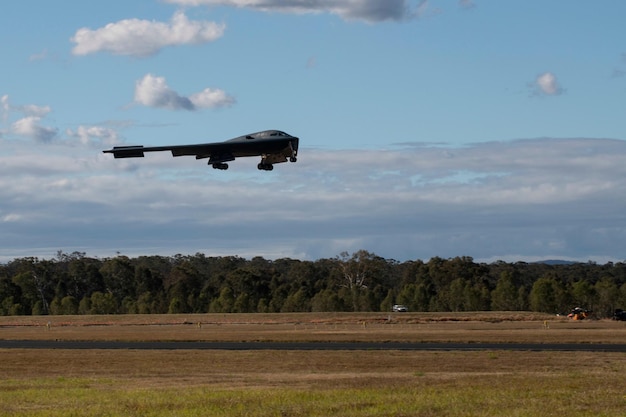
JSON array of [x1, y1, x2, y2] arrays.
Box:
[[529, 276, 567, 313], [491, 272, 520, 311], [99, 257, 135, 301], [595, 278, 619, 317], [336, 250, 378, 311]]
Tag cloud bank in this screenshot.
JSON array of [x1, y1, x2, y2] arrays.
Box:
[[2, 133, 625, 263], [71, 11, 225, 57]]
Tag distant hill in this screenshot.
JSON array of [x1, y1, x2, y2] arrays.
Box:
[[533, 260, 579, 266]]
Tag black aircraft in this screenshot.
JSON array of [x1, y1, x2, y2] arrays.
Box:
[[103, 130, 299, 171]]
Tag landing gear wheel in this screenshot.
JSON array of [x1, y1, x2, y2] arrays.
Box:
[[212, 163, 229, 170], [257, 163, 274, 171], [290, 156, 297, 163]]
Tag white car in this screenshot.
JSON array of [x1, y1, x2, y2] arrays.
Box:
[[392, 304, 408, 312]]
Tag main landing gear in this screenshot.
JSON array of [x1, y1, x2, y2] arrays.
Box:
[[212, 163, 229, 170], [257, 163, 274, 171]]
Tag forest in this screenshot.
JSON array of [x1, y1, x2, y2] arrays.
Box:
[[1, 250, 625, 318]]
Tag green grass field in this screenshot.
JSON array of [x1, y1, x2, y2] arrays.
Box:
[[1, 312, 625, 416]]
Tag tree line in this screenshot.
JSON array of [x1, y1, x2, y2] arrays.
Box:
[[1, 250, 625, 317]]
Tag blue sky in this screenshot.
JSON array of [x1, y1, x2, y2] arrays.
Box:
[[1, 0, 626, 263]]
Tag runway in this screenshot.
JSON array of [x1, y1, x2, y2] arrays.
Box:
[[1, 340, 625, 352]]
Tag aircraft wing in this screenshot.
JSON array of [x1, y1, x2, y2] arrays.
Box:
[[103, 130, 299, 171]]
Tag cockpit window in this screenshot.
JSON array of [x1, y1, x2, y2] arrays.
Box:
[[252, 130, 289, 138]]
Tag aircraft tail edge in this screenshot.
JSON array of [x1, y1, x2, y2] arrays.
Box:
[[103, 146, 145, 158]]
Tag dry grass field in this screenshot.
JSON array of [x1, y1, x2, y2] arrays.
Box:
[[1, 312, 625, 416], [1, 311, 625, 344]]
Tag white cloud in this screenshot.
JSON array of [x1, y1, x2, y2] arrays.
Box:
[[2, 135, 626, 263], [66, 125, 121, 146], [2, 96, 123, 146], [166, 0, 416, 22], [2, 213, 23, 223], [2, 95, 52, 119], [71, 11, 225, 57], [1, 95, 8, 125], [134, 74, 193, 110], [1, 95, 58, 142], [11, 116, 58, 143], [530, 72, 565, 96], [134, 74, 235, 110], [189, 88, 236, 109], [18, 104, 52, 118]]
